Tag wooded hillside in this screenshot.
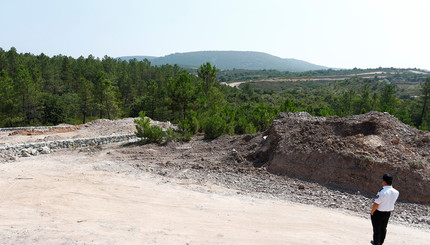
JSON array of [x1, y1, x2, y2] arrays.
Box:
[[119, 51, 327, 72], [1, 47, 430, 139]]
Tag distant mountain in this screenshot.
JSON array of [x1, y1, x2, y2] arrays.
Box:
[[119, 55, 157, 61], [118, 51, 327, 72]]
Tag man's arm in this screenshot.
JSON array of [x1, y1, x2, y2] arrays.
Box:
[[371, 203, 379, 215]]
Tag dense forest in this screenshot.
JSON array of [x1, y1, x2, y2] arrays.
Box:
[[1, 47, 430, 140]]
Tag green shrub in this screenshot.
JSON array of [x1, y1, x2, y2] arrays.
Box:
[[164, 128, 180, 142], [179, 112, 199, 134], [203, 114, 226, 139], [177, 111, 200, 141], [134, 112, 164, 144], [410, 160, 424, 169], [244, 122, 257, 134], [225, 123, 235, 135], [234, 117, 256, 134], [250, 103, 277, 131], [145, 125, 164, 144], [179, 128, 193, 142]]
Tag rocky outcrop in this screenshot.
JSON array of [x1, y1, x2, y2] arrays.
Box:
[[251, 111, 430, 204]]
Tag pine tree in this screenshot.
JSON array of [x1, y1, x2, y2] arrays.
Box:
[[93, 71, 121, 119], [14, 65, 41, 125], [0, 70, 20, 126], [418, 77, 430, 127], [167, 71, 197, 121], [6, 47, 20, 78], [379, 84, 396, 114], [197, 62, 217, 95], [79, 77, 94, 123]]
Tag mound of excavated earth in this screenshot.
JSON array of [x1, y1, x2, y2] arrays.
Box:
[[251, 111, 430, 204]]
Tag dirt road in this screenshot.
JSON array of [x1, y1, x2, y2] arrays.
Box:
[[0, 146, 428, 244]]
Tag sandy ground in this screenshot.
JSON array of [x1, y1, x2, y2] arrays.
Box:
[[0, 145, 429, 245]]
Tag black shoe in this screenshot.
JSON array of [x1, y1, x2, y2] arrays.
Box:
[[370, 241, 374, 245]]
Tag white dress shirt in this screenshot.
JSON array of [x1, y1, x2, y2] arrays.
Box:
[[375, 185, 399, 212]]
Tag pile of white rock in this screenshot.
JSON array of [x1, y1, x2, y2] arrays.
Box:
[[0, 134, 138, 159], [0, 125, 73, 132]]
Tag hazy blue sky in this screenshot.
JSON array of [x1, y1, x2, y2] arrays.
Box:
[[1, 0, 429, 70]]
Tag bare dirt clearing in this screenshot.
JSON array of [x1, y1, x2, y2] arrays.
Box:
[[0, 147, 429, 245]]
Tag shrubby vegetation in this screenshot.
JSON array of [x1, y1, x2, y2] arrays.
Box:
[[1, 47, 430, 140], [217, 67, 428, 84], [134, 112, 164, 144]]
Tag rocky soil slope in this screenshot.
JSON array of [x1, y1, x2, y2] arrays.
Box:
[[106, 132, 430, 229], [252, 111, 430, 204]]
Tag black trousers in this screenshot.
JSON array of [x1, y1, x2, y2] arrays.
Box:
[[371, 210, 391, 245]]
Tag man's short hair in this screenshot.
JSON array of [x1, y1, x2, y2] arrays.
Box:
[[383, 174, 393, 185]]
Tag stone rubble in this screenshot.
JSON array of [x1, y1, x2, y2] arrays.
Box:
[[0, 134, 138, 161]]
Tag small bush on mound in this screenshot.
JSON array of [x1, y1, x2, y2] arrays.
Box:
[[164, 128, 180, 142], [144, 125, 164, 144], [134, 112, 164, 144]]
